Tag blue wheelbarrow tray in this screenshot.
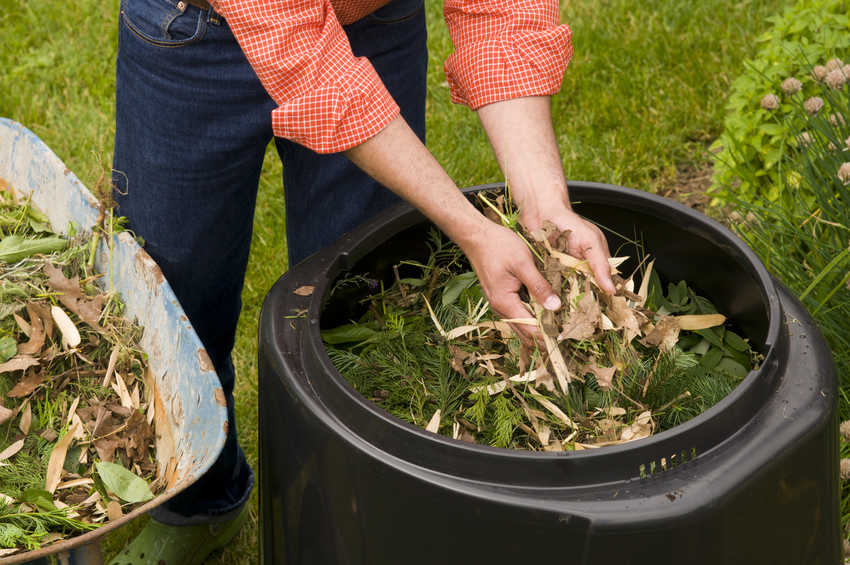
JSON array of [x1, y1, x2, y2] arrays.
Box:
[[0, 118, 228, 563]]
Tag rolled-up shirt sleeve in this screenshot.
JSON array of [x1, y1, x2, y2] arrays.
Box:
[[211, 0, 400, 153], [443, 0, 573, 109]]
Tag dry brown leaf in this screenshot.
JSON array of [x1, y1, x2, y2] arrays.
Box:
[[94, 437, 120, 463], [57, 478, 95, 490], [293, 285, 315, 296], [0, 439, 25, 461], [674, 313, 726, 330], [7, 368, 44, 398], [46, 422, 79, 493], [107, 500, 123, 522], [425, 409, 441, 434], [534, 302, 572, 395], [113, 372, 133, 409], [19, 401, 31, 435], [529, 388, 576, 430], [559, 291, 601, 341], [13, 313, 31, 337], [124, 410, 154, 461], [18, 304, 46, 356], [44, 264, 104, 329], [0, 405, 13, 426], [0, 355, 39, 374], [605, 295, 642, 343], [28, 302, 54, 341], [637, 260, 655, 304], [620, 411, 653, 442], [51, 305, 81, 349], [470, 366, 547, 396], [63, 396, 80, 431], [102, 346, 120, 388], [585, 363, 616, 391], [643, 316, 681, 351]]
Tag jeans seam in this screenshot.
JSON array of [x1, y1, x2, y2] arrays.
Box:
[[121, 8, 207, 48]]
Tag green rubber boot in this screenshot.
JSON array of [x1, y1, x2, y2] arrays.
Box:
[[107, 503, 249, 565]]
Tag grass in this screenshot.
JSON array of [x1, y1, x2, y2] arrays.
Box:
[[0, 0, 788, 561]]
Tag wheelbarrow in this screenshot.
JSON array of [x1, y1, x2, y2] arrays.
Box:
[[0, 118, 228, 564]]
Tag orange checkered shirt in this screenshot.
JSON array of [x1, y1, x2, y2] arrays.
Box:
[[210, 0, 573, 153]]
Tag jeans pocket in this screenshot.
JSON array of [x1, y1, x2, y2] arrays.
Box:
[[366, 0, 424, 24], [120, 0, 206, 47]]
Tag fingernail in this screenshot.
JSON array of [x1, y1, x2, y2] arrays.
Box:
[[544, 295, 562, 310]]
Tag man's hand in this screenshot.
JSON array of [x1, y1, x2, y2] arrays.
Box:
[[456, 220, 561, 322], [520, 204, 615, 295], [477, 96, 616, 295]]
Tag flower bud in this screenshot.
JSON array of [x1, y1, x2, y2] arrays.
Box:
[[838, 162, 850, 186], [781, 77, 802, 94], [760, 93, 780, 110], [825, 69, 846, 89], [804, 96, 824, 115], [826, 58, 844, 72], [812, 65, 828, 81], [797, 132, 813, 147]]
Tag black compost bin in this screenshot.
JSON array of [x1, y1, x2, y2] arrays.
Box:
[[258, 182, 839, 565]]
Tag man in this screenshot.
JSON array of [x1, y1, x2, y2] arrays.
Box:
[[109, 0, 614, 562]]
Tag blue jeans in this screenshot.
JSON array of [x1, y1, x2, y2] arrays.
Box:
[[113, 0, 427, 524]]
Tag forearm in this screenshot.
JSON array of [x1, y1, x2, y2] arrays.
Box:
[[477, 95, 616, 294], [476, 96, 570, 225], [344, 117, 490, 249]]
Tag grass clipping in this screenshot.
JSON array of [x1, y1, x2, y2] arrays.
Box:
[[0, 190, 160, 555], [324, 193, 759, 451]]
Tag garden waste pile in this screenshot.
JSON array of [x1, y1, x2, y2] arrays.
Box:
[[0, 187, 160, 556], [325, 192, 760, 451]]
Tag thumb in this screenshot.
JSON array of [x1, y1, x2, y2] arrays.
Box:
[[518, 259, 561, 312]]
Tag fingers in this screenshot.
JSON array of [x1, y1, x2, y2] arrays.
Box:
[[584, 242, 616, 295], [519, 258, 562, 311], [571, 225, 616, 295]]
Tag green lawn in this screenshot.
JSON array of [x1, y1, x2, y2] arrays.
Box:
[[0, 0, 787, 562]]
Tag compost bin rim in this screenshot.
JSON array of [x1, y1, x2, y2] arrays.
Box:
[[280, 181, 783, 484]]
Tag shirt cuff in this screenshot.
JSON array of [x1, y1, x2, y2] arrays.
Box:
[[272, 59, 401, 154], [444, 24, 573, 110]]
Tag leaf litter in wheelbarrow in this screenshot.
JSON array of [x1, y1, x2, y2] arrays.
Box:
[[0, 188, 163, 556]]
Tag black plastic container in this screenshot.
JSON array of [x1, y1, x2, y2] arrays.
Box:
[[259, 182, 839, 565]]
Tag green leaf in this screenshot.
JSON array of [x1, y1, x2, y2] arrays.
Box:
[[95, 461, 154, 504], [64, 446, 82, 474], [0, 336, 16, 363], [645, 269, 664, 311], [688, 338, 711, 356], [716, 357, 750, 380], [21, 489, 57, 512], [397, 278, 425, 287], [724, 331, 750, 352], [441, 271, 477, 307], [700, 347, 724, 370], [0, 234, 67, 263], [321, 324, 378, 345], [694, 327, 725, 349]]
